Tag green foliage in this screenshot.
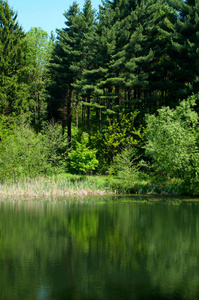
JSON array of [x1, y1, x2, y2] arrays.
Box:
[[0, 123, 50, 181], [89, 131, 110, 173], [145, 94, 199, 192], [0, 121, 69, 181], [69, 132, 99, 174], [0, 0, 30, 118], [168, 0, 199, 98], [43, 121, 68, 173], [110, 148, 140, 177], [104, 111, 145, 159], [109, 148, 140, 191], [25, 27, 53, 129], [0, 115, 17, 141]]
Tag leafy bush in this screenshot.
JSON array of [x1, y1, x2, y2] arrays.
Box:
[[109, 148, 140, 191], [0, 121, 69, 181], [69, 132, 99, 174], [0, 123, 50, 181], [104, 111, 145, 158], [0, 115, 17, 142], [145, 95, 199, 192], [44, 121, 68, 173]]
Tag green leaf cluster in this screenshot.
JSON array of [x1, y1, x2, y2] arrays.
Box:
[[104, 111, 145, 157], [0, 121, 68, 181], [109, 148, 140, 191], [0, 0, 29, 117], [69, 132, 99, 174], [145, 94, 199, 192], [43, 120, 68, 173], [0, 123, 50, 181]]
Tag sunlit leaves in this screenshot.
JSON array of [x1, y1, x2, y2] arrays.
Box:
[[145, 94, 199, 191], [69, 132, 99, 174]]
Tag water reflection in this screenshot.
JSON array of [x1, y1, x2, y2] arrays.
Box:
[[0, 196, 199, 299]]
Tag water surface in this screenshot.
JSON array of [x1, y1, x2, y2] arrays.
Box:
[[0, 195, 199, 300]]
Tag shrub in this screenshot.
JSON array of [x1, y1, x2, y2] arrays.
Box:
[[145, 94, 199, 192], [109, 148, 140, 191], [0, 123, 50, 181], [68, 132, 99, 174], [43, 121, 68, 173]]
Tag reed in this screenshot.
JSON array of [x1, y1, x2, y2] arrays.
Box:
[[0, 173, 195, 199], [0, 175, 115, 199]]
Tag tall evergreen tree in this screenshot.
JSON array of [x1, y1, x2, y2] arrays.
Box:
[[72, 0, 97, 132], [90, 1, 117, 119], [172, 0, 199, 99], [98, 0, 156, 117], [0, 0, 29, 118], [123, 0, 162, 112], [48, 0, 99, 142], [156, 0, 199, 104], [105, 0, 179, 114], [48, 2, 82, 145]]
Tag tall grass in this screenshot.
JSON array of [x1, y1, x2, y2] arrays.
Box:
[[0, 173, 197, 199], [0, 175, 116, 198]]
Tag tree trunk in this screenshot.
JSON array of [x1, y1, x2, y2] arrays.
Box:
[[67, 87, 73, 148], [99, 108, 101, 132], [76, 98, 79, 131], [87, 90, 90, 132]]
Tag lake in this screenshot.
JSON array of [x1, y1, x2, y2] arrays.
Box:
[[0, 195, 199, 300]]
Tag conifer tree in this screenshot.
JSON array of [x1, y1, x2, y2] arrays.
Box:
[[72, 0, 97, 132], [90, 0, 176, 161], [0, 0, 29, 118], [109, 0, 178, 113], [49, 0, 99, 141], [156, 0, 199, 104], [90, 1, 118, 117], [123, 0, 160, 112], [171, 0, 199, 99], [99, 0, 156, 117], [48, 2, 82, 145], [97, 0, 126, 113]]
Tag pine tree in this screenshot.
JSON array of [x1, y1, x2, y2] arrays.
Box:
[[48, 2, 83, 145], [171, 0, 199, 99], [90, 0, 118, 120], [156, 0, 199, 104], [0, 0, 29, 117], [117, 0, 179, 112], [123, 0, 162, 112], [72, 0, 97, 132], [96, 0, 127, 114], [98, 0, 156, 118]]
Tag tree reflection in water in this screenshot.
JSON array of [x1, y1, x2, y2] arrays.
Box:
[[0, 197, 199, 300]]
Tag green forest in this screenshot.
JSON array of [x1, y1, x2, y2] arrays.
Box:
[[0, 0, 199, 195]]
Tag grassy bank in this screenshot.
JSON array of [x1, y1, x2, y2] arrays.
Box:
[[0, 174, 116, 198], [0, 173, 197, 199]]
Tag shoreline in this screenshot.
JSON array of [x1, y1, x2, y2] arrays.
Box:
[[0, 175, 198, 199], [0, 176, 115, 199]]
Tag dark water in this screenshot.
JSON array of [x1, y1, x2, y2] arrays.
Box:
[[0, 195, 199, 300]]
